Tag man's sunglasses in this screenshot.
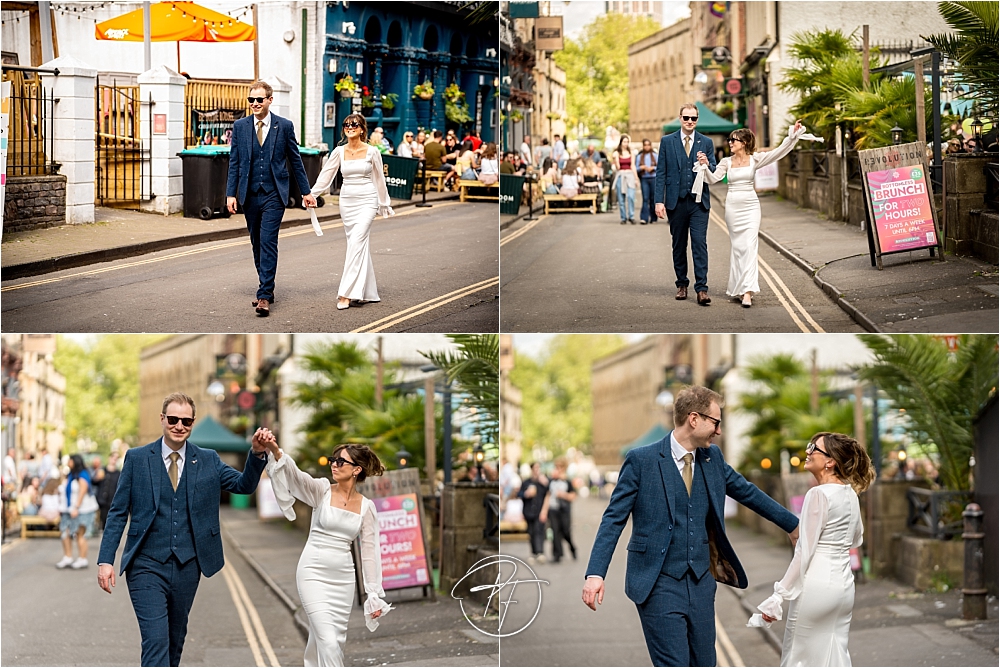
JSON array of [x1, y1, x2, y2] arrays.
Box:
[[343, 121, 362, 129], [682, 115, 699, 121], [330, 456, 358, 468], [247, 96, 270, 104], [806, 442, 830, 457], [164, 415, 195, 427]]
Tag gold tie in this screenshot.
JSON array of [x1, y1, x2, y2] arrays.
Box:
[[168, 452, 180, 491], [682, 453, 693, 496], [684, 135, 691, 157], [256, 120, 264, 146]]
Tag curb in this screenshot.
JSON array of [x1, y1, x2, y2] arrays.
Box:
[[3, 194, 459, 281], [710, 191, 882, 333], [500, 199, 545, 231]]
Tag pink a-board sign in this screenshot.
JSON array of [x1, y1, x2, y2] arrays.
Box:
[[374, 493, 431, 590], [866, 164, 937, 253]]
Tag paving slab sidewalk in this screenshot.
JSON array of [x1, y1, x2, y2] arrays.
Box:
[[219, 506, 498, 667]]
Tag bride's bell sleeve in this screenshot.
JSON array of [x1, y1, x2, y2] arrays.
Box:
[[310, 146, 342, 197], [752, 124, 810, 170], [369, 149, 396, 219], [264, 451, 331, 521], [690, 158, 729, 202], [755, 486, 829, 622], [359, 498, 393, 631]]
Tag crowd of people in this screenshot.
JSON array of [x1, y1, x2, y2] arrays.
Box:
[[366, 126, 499, 191]]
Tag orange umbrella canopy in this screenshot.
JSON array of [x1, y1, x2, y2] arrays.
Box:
[[95, 1, 256, 42]]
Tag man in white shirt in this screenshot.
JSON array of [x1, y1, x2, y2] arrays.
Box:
[[519, 135, 533, 169]]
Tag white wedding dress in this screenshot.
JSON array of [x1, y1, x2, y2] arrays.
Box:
[[701, 126, 806, 297], [757, 483, 863, 667], [311, 145, 395, 303], [266, 453, 392, 667]]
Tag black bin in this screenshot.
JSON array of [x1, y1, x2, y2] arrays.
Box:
[[286, 147, 328, 209], [179, 145, 233, 220]]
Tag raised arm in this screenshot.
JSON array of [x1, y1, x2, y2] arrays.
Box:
[[310, 146, 342, 197], [370, 148, 395, 218], [359, 498, 393, 630], [264, 450, 331, 520], [753, 122, 806, 170]]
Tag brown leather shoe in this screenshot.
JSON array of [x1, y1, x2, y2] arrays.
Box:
[[697, 291, 711, 306], [675, 286, 688, 300], [255, 298, 270, 316]]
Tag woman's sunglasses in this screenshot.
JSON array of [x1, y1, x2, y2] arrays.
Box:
[[343, 121, 362, 129], [330, 456, 358, 468], [806, 442, 830, 457], [728, 138, 742, 144]]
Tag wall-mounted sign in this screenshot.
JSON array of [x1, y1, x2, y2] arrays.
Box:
[[536, 16, 563, 52], [153, 113, 167, 135], [724, 78, 743, 96]]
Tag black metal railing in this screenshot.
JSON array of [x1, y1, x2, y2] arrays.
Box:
[[95, 80, 153, 205], [809, 150, 829, 178], [3, 68, 58, 177], [907, 487, 972, 539], [483, 493, 499, 547], [846, 150, 862, 183], [787, 150, 799, 174]]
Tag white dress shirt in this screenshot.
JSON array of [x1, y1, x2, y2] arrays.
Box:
[[253, 112, 272, 144], [162, 439, 187, 480]]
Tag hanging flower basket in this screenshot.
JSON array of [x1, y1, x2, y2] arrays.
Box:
[[335, 74, 357, 98], [413, 80, 435, 100]]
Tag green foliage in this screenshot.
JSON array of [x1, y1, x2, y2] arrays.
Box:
[[736, 353, 859, 474], [858, 334, 998, 491], [421, 334, 499, 451], [510, 335, 627, 457], [554, 13, 661, 136], [54, 335, 169, 452], [922, 1, 999, 116]]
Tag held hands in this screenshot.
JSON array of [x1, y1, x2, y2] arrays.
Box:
[[302, 194, 317, 208], [251, 427, 273, 454], [761, 613, 777, 624], [98, 563, 116, 594], [582, 576, 605, 611], [696, 151, 709, 166]]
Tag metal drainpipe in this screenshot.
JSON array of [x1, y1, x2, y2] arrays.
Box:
[[301, 8, 307, 145]]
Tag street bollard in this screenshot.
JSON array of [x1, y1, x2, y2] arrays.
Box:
[[962, 503, 987, 620]]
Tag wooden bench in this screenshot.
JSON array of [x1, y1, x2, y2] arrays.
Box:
[[543, 191, 602, 214], [420, 170, 448, 193], [458, 179, 499, 202], [21, 515, 61, 539]]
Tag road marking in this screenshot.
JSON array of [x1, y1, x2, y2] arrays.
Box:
[[709, 210, 825, 333], [221, 562, 281, 667], [351, 276, 499, 333], [1, 202, 461, 293], [500, 215, 548, 247], [716, 612, 746, 667], [0, 537, 24, 554]]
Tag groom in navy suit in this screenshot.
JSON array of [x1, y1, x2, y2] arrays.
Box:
[[582, 386, 800, 667], [654, 103, 717, 305], [226, 80, 315, 317], [97, 392, 269, 666]]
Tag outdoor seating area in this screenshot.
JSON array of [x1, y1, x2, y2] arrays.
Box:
[[458, 180, 499, 202], [20, 515, 60, 539], [543, 190, 603, 215], [421, 171, 449, 193]]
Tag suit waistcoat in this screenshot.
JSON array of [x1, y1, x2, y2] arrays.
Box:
[[661, 461, 711, 579], [248, 120, 277, 194], [144, 461, 197, 565], [678, 134, 697, 198]]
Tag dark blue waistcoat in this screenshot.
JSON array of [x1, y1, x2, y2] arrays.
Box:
[[678, 137, 697, 200], [661, 462, 711, 579], [143, 463, 197, 565], [248, 123, 277, 195]]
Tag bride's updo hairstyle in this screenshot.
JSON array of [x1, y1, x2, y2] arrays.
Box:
[[332, 443, 385, 483], [809, 432, 875, 494], [729, 128, 756, 155], [340, 113, 368, 144]]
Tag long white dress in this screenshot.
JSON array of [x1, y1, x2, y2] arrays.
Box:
[[310, 145, 395, 302], [700, 126, 806, 297], [266, 453, 392, 667], [757, 483, 864, 667]]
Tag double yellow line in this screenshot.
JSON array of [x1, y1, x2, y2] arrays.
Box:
[[351, 276, 499, 333], [500, 215, 548, 247], [709, 210, 826, 333], [221, 562, 281, 667], [715, 613, 746, 667]]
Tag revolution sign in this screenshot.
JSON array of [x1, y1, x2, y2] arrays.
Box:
[[858, 141, 943, 269]]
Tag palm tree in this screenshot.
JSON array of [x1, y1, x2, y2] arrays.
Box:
[[858, 334, 998, 491], [421, 334, 499, 450], [922, 1, 999, 116]]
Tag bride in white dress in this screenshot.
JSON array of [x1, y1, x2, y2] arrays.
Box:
[[754, 432, 876, 667], [309, 114, 395, 311], [259, 433, 392, 667], [696, 121, 808, 307]]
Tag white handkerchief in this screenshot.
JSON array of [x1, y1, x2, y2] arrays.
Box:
[[309, 208, 323, 236], [747, 613, 773, 629]]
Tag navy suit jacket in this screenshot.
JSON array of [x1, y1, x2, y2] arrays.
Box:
[[226, 113, 311, 206], [586, 435, 798, 605], [97, 439, 266, 577], [654, 130, 717, 211]]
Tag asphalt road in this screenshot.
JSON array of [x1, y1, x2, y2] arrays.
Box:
[[0, 530, 305, 667], [497, 494, 779, 667], [500, 195, 863, 333], [1, 202, 498, 334]]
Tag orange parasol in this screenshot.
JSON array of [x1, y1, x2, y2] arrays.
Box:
[[95, 1, 256, 43]]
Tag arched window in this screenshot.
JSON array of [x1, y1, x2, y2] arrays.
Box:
[[423, 25, 439, 52], [466, 36, 479, 58], [449, 32, 463, 56], [363, 16, 382, 43], [387, 21, 403, 48]]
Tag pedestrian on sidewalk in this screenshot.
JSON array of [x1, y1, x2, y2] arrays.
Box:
[[308, 113, 396, 311], [613, 135, 639, 224], [97, 393, 269, 667], [655, 103, 717, 306], [519, 462, 550, 563], [226, 80, 316, 317], [258, 432, 392, 667], [637, 139, 658, 224], [582, 385, 800, 667], [754, 432, 875, 667], [55, 454, 99, 570], [547, 457, 577, 563], [696, 121, 810, 308]]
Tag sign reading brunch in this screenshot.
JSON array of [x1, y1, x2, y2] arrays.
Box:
[[375, 493, 431, 590]]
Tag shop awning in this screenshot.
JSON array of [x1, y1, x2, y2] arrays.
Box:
[[189, 415, 250, 453], [95, 1, 256, 43], [663, 101, 740, 134], [620, 423, 670, 458]]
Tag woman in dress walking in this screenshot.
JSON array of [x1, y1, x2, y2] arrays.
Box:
[[309, 114, 395, 311], [696, 121, 807, 307], [259, 431, 391, 667], [756, 432, 875, 667]]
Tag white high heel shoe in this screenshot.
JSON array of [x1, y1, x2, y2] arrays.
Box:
[[337, 299, 350, 310], [742, 293, 753, 308]]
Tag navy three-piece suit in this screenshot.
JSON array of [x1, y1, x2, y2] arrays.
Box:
[[98, 440, 266, 666], [586, 435, 798, 667]]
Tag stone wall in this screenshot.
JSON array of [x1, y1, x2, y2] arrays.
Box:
[[895, 534, 964, 590], [943, 154, 998, 264], [3, 175, 67, 232], [441, 481, 498, 607]]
